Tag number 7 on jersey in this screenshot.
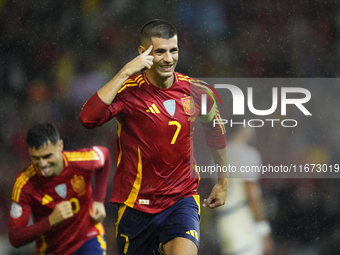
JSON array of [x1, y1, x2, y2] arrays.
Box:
[[168, 121, 181, 144]]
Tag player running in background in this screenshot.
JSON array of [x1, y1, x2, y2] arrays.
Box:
[[215, 124, 274, 255], [8, 122, 112, 255], [79, 19, 228, 255]]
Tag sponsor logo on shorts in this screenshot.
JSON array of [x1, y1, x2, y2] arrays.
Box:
[[186, 230, 198, 240]]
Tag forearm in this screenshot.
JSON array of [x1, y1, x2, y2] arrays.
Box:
[[209, 147, 229, 181], [245, 182, 272, 236], [245, 182, 265, 221], [249, 199, 265, 222], [203, 147, 229, 208], [9, 217, 51, 248], [97, 68, 130, 104]]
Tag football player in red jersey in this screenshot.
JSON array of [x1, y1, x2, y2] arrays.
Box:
[[8, 122, 111, 255], [79, 19, 228, 255]]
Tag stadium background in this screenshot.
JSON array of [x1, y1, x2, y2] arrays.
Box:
[[1, 0, 340, 254]]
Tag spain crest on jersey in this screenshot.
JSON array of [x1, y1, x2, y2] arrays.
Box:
[[55, 183, 67, 199], [181, 96, 195, 115], [70, 175, 86, 196]]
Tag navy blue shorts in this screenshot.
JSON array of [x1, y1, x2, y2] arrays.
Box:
[[71, 234, 106, 255], [115, 195, 200, 255]]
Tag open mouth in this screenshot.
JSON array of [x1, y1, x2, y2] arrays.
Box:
[[40, 166, 52, 176]]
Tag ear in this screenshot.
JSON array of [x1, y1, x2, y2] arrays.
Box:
[[138, 45, 145, 55], [58, 140, 64, 151]]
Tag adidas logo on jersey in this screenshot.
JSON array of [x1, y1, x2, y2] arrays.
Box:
[[41, 194, 53, 205], [146, 104, 160, 114]]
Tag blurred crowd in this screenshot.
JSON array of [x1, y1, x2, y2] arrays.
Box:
[[1, 0, 340, 254]]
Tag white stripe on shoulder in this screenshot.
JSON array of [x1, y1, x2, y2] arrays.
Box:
[[93, 146, 105, 165]]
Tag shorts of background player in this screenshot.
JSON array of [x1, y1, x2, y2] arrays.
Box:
[[115, 195, 200, 255], [71, 235, 107, 255]]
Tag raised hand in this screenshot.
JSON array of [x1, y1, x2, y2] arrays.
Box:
[[48, 201, 74, 226], [123, 45, 154, 76]]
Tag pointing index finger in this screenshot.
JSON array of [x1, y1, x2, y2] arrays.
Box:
[[143, 45, 153, 55]]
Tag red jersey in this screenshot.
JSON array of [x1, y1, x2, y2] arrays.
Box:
[[79, 72, 226, 213], [8, 146, 111, 255]]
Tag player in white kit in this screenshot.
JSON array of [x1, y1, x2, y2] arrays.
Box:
[[215, 124, 273, 255]]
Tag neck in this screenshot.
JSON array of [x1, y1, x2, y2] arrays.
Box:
[[55, 156, 65, 176], [146, 71, 174, 89]]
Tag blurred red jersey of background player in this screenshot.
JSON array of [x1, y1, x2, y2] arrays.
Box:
[[8, 122, 111, 255]]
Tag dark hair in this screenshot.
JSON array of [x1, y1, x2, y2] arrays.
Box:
[[140, 19, 177, 45], [26, 122, 60, 149]]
